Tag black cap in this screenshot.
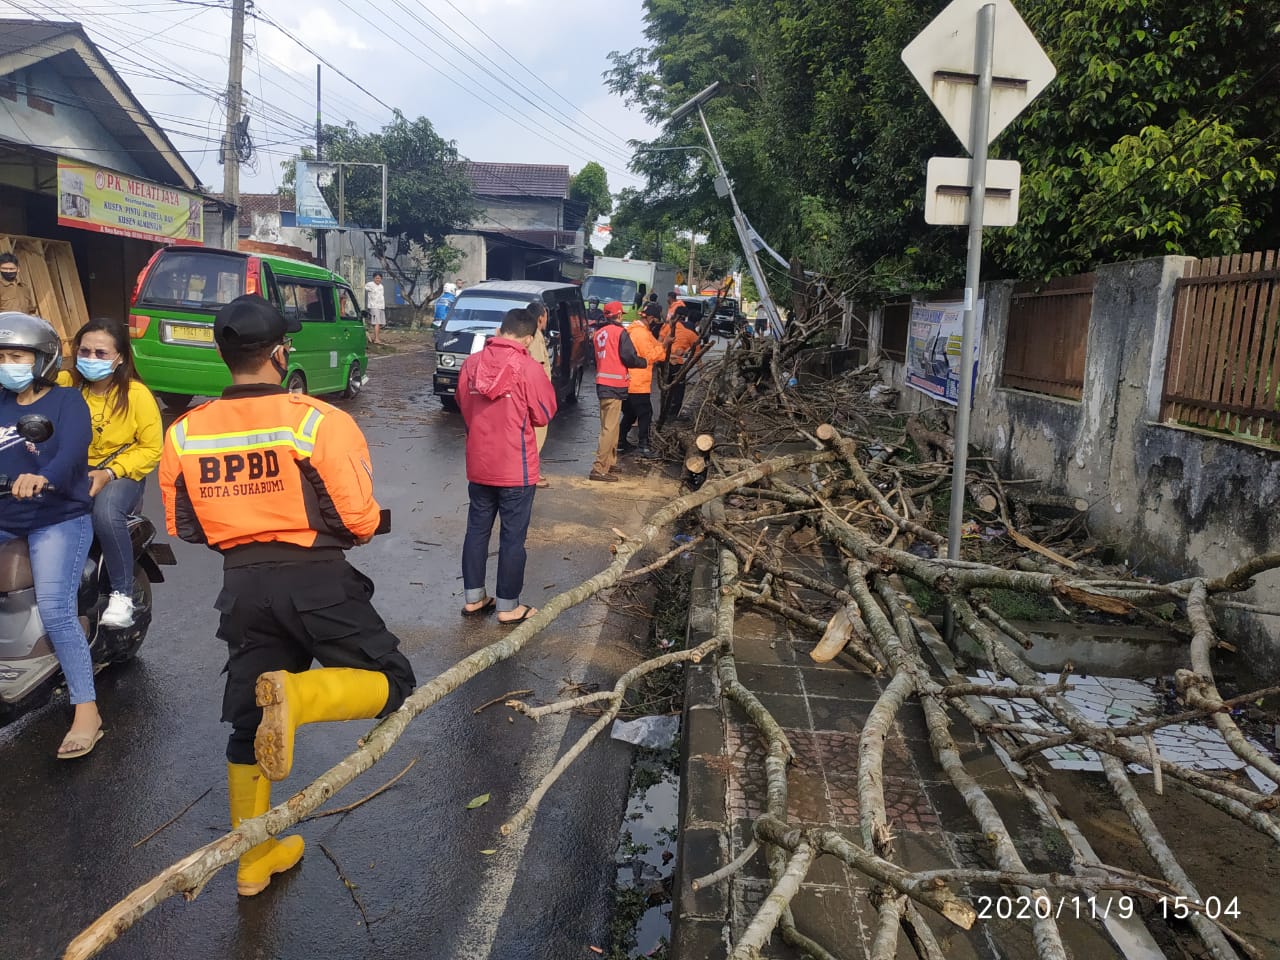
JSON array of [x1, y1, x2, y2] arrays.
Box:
[[213, 294, 300, 347]]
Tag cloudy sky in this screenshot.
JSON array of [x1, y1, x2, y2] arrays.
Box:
[[14, 0, 658, 196]]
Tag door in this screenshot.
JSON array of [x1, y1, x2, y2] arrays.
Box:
[[277, 277, 341, 393], [335, 285, 368, 376]]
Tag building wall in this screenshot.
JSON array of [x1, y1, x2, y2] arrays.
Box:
[[471, 197, 562, 231], [875, 256, 1280, 677], [0, 62, 142, 175]]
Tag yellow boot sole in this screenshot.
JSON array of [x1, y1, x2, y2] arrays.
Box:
[[254, 671, 298, 782]]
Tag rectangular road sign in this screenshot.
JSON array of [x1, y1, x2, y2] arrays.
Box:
[[924, 157, 1021, 226]]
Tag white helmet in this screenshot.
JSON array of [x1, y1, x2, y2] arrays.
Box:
[[0, 312, 61, 380]]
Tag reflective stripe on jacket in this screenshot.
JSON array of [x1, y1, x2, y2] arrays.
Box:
[[159, 385, 380, 552]]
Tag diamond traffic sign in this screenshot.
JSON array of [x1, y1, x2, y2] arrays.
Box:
[[924, 157, 1021, 226], [902, 0, 1055, 155]]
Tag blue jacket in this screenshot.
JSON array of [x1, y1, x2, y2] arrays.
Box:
[[0, 385, 92, 534]]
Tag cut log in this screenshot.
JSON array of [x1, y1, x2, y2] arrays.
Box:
[[685, 454, 708, 475], [694, 433, 716, 453], [905, 417, 954, 460], [811, 604, 867, 663], [967, 482, 999, 514]]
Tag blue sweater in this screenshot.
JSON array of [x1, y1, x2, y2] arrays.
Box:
[[0, 386, 92, 535]]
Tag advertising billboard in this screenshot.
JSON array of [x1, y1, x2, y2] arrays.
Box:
[[56, 158, 203, 245], [294, 160, 339, 228], [904, 299, 983, 405]]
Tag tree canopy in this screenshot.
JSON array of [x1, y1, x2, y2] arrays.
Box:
[[607, 0, 1280, 291], [569, 162, 611, 230], [285, 111, 478, 305]]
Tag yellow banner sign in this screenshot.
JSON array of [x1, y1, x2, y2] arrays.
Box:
[[56, 158, 203, 245]]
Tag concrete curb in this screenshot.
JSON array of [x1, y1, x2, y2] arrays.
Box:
[[670, 536, 731, 959]]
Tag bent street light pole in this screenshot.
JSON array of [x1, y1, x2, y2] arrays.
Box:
[[944, 3, 996, 638], [670, 83, 784, 338]]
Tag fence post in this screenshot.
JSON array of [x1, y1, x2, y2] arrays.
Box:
[[868, 304, 884, 361], [839, 296, 852, 348], [1145, 256, 1197, 423]]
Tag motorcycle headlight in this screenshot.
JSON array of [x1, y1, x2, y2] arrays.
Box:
[[439, 354, 456, 368]]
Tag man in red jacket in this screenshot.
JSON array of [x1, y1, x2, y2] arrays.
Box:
[[457, 308, 557, 624]]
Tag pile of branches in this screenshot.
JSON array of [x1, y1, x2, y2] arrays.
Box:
[[63, 312, 1279, 959]]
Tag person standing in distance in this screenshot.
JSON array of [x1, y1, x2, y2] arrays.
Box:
[[0, 253, 37, 315], [589, 300, 647, 482], [159, 294, 415, 897], [363, 272, 386, 345], [525, 301, 555, 487], [457, 307, 557, 624]]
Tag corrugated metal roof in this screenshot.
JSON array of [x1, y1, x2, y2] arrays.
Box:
[[0, 20, 74, 57], [464, 161, 569, 198]]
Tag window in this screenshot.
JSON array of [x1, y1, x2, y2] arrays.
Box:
[[337, 286, 361, 321], [139, 251, 246, 310], [278, 279, 335, 322], [442, 295, 531, 332]]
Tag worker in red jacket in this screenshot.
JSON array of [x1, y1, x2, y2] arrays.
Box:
[[457, 307, 557, 624]]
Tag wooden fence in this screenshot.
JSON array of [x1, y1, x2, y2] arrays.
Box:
[[1001, 273, 1094, 401], [1163, 251, 1280, 444]]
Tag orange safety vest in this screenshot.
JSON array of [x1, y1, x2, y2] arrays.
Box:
[[159, 388, 380, 553], [594, 323, 630, 387], [661, 322, 700, 365]]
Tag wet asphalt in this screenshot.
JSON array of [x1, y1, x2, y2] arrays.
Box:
[[0, 344, 674, 960]]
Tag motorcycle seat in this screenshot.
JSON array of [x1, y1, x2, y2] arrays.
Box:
[[0, 538, 34, 592]]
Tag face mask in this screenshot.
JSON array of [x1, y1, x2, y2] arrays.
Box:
[[76, 357, 116, 382], [0, 272, 16, 283], [270, 345, 289, 381], [0, 363, 34, 392]]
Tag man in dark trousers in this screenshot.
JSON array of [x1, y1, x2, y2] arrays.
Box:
[[589, 300, 647, 482], [160, 294, 416, 897], [457, 307, 557, 623]]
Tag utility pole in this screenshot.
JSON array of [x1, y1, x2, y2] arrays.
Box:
[[687, 230, 696, 294], [315, 64, 326, 268], [220, 0, 246, 250]]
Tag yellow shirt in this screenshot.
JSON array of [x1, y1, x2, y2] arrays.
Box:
[[56, 373, 163, 481]]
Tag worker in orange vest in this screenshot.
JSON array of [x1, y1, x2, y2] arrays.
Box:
[[659, 303, 704, 420], [589, 300, 648, 482], [159, 295, 415, 898], [619, 301, 672, 458]]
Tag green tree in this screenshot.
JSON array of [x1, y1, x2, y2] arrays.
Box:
[[569, 161, 612, 229], [285, 111, 478, 306]]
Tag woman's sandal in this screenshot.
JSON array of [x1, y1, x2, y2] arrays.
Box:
[[57, 727, 105, 760], [497, 604, 538, 626], [461, 596, 496, 617]]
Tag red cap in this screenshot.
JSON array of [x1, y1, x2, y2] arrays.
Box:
[[603, 300, 624, 317]]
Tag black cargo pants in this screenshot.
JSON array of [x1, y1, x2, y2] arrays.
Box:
[[216, 558, 416, 765]]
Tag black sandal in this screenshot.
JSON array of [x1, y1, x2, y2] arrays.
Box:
[[461, 596, 496, 617], [497, 604, 538, 625]]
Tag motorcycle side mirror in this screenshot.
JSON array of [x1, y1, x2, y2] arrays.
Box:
[[16, 414, 53, 444]]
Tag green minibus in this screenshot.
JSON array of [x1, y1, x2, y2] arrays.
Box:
[[128, 245, 367, 410]]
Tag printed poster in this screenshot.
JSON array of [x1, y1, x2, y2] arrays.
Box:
[[904, 299, 983, 406], [56, 158, 203, 245], [295, 160, 339, 228]]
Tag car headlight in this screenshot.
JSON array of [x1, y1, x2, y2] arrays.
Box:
[[439, 354, 457, 368]]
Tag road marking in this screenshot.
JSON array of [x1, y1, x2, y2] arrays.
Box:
[[451, 612, 610, 959]]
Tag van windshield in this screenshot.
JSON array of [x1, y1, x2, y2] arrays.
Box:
[[442, 295, 531, 332], [581, 276, 637, 305], [139, 251, 246, 310]]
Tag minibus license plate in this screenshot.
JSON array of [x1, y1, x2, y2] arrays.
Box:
[[169, 324, 213, 343]]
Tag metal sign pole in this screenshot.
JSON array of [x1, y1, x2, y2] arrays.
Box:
[[944, 2, 996, 633]]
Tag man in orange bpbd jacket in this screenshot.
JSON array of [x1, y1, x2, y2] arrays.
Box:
[[160, 295, 415, 898], [618, 301, 671, 458]]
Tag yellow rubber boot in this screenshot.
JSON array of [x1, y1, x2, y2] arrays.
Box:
[[253, 668, 390, 782], [227, 763, 305, 896]]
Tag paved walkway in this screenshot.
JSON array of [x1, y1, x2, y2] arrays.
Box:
[[673, 544, 1117, 959]]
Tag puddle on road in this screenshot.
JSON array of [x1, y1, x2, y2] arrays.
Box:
[[609, 748, 679, 959]]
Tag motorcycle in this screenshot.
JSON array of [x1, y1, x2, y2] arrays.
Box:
[[0, 414, 176, 726]]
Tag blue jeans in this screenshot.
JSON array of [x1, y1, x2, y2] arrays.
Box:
[[0, 514, 95, 704], [462, 483, 536, 612], [92, 477, 143, 594]]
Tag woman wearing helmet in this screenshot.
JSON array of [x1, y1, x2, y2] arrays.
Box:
[[60, 318, 162, 629], [0, 312, 101, 758]]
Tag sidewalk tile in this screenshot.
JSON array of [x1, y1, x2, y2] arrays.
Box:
[[735, 663, 804, 697], [797, 667, 883, 701], [806, 695, 864, 734], [754, 692, 812, 730]]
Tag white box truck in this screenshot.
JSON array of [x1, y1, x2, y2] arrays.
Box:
[[581, 257, 678, 309]]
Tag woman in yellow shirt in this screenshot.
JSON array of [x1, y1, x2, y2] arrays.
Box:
[[62, 318, 162, 628]]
